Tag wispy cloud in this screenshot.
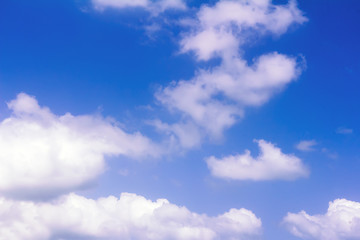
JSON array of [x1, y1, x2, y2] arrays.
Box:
[[321, 148, 338, 159], [336, 127, 353, 134], [296, 140, 317, 152]]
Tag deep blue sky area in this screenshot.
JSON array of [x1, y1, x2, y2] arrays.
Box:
[[1, 1, 360, 240]]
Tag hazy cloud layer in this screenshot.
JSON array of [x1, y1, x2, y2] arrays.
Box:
[[0, 93, 160, 198], [284, 198, 360, 240], [296, 140, 317, 152], [206, 139, 309, 181], [0, 192, 262, 240]]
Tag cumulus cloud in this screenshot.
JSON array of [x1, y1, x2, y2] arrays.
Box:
[[180, 0, 307, 61], [157, 53, 300, 138], [155, 0, 307, 143], [283, 198, 360, 240], [296, 140, 317, 152], [92, 0, 186, 15], [0, 93, 160, 198], [0, 192, 262, 240], [206, 139, 309, 181]]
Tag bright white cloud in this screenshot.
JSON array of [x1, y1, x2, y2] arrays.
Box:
[[206, 139, 309, 181], [92, 0, 186, 15], [157, 53, 300, 138], [0, 192, 262, 240], [283, 198, 360, 240], [180, 0, 307, 60], [156, 0, 306, 143], [296, 140, 317, 152], [0, 93, 160, 198]]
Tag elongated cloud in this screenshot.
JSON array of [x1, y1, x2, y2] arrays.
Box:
[[336, 127, 353, 135], [296, 140, 317, 152], [0, 93, 160, 198], [283, 199, 360, 240], [155, 0, 307, 145], [0, 192, 262, 240], [206, 139, 309, 181], [92, 0, 186, 14]]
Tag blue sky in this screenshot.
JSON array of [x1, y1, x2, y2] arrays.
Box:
[[0, 0, 360, 239]]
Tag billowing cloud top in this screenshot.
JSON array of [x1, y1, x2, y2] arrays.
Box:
[[284, 198, 360, 240], [0, 93, 160, 198], [0, 192, 261, 240]]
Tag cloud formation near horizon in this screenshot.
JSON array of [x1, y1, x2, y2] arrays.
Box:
[[284, 198, 360, 240], [0, 192, 262, 240], [206, 139, 309, 181]]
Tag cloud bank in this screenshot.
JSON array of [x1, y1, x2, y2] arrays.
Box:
[[284, 198, 360, 240], [206, 139, 309, 181], [0, 192, 261, 240], [0, 93, 160, 198]]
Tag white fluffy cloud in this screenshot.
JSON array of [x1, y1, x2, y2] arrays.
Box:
[[157, 53, 300, 138], [283, 198, 360, 240], [92, 0, 186, 14], [0, 93, 160, 198], [206, 139, 309, 181], [155, 0, 307, 144], [296, 140, 317, 152], [0, 192, 262, 240], [180, 0, 307, 60]]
